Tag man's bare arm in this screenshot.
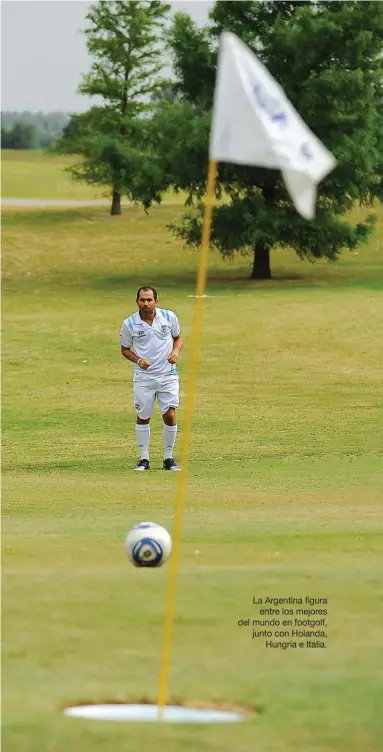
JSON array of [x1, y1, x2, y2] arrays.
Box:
[[168, 335, 183, 363], [121, 346, 151, 369]]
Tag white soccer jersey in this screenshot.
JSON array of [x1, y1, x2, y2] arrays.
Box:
[[120, 308, 181, 377]]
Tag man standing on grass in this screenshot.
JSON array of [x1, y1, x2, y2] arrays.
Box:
[[120, 286, 183, 471]]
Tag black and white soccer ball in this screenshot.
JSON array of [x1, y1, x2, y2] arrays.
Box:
[[125, 522, 172, 568]]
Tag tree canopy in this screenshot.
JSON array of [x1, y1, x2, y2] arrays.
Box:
[[52, 1, 383, 277], [149, 0, 383, 278], [54, 0, 170, 214]]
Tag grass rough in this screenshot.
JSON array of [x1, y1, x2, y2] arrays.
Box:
[[2, 173, 383, 751]]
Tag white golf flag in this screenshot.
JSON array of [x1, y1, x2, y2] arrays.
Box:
[[210, 32, 336, 220]]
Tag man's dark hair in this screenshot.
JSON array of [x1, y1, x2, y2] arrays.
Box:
[[136, 286, 158, 301]]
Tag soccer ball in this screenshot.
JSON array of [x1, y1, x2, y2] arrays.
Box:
[[125, 522, 172, 568]]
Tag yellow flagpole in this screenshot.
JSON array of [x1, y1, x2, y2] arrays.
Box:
[[157, 160, 217, 717]]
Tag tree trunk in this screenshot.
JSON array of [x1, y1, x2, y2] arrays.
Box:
[[251, 243, 271, 279], [111, 189, 121, 216]]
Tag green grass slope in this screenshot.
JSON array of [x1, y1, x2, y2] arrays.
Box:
[[2, 201, 383, 752]]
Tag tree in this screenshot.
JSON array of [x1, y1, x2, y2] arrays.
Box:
[[151, 1, 383, 278], [55, 0, 170, 215], [58, 108, 168, 211], [150, 81, 181, 108], [1, 128, 12, 148], [1, 112, 69, 148], [1, 122, 38, 149]]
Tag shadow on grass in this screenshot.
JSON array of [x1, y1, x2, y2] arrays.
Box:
[[3, 448, 375, 475], [1, 204, 175, 228], [3, 267, 383, 296], [3, 207, 383, 292], [2, 209, 102, 227], [3, 458, 178, 474]]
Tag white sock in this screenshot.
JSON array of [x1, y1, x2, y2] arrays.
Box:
[[163, 424, 177, 460], [136, 424, 150, 461]]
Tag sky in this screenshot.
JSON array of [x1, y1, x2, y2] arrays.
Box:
[[1, 0, 213, 113]]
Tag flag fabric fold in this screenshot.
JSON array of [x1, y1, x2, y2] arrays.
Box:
[[209, 32, 336, 220]]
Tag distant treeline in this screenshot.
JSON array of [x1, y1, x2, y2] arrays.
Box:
[[1, 111, 70, 149]]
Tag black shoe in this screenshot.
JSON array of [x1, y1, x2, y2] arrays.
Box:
[[163, 458, 181, 471], [134, 459, 150, 471]]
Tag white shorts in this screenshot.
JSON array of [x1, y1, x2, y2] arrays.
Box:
[[133, 374, 180, 420]]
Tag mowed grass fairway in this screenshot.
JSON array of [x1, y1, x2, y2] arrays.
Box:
[[2, 195, 383, 752], [1, 150, 106, 200], [1, 150, 186, 203]]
